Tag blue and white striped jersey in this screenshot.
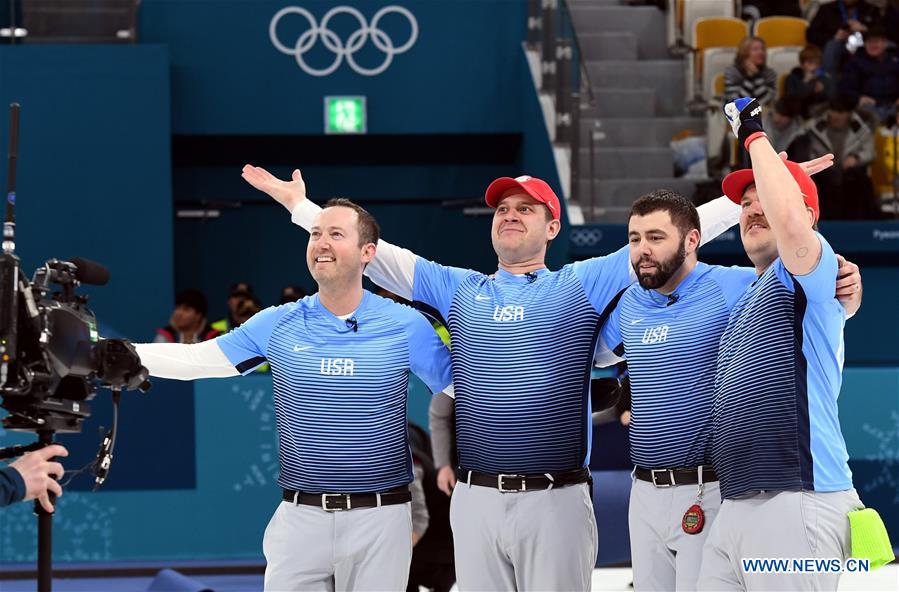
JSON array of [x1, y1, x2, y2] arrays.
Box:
[[713, 234, 852, 500], [216, 291, 453, 493], [599, 262, 756, 469], [413, 247, 632, 474]]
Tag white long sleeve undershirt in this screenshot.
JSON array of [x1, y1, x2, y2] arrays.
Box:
[[135, 340, 239, 380], [292, 195, 741, 297]]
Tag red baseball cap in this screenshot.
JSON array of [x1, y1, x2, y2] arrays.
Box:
[[722, 160, 819, 222], [484, 175, 562, 220]]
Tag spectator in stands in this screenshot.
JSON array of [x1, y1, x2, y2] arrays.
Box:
[[211, 281, 254, 334], [279, 285, 307, 304], [807, 0, 883, 78], [725, 37, 778, 107], [233, 295, 262, 327], [764, 98, 805, 153], [839, 26, 899, 125], [785, 45, 835, 117], [154, 289, 221, 343], [790, 95, 879, 219], [888, 1, 899, 46]]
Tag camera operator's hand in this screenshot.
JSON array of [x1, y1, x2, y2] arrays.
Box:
[[10, 445, 68, 512]]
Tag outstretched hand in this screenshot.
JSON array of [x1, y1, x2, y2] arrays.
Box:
[[783, 151, 834, 177], [241, 165, 307, 212]]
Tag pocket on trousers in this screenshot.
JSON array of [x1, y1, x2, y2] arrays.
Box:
[[798, 491, 819, 556], [262, 502, 284, 561]]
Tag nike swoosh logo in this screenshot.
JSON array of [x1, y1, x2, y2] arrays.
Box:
[[629, 318, 644, 325], [293, 345, 313, 352], [475, 295, 492, 301]]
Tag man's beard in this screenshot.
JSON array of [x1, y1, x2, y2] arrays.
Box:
[[633, 242, 686, 290]]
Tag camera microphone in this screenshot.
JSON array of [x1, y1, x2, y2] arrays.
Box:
[[667, 294, 679, 306], [70, 257, 110, 286], [346, 317, 358, 332]]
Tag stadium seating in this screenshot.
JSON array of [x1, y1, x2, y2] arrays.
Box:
[[753, 16, 808, 48], [766, 46, 803, 98], [687, 17, 749, 103], [668, 0, 736, 49], [873, 127, 899, 214], [701, 47, 738, 102]]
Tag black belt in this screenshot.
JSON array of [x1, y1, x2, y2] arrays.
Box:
[[459, 467, 591, 492], [282, 487, 411, 511], [634, 466, 718, 487]]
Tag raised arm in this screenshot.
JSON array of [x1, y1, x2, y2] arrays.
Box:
[[135, 340, 239, 380], [241, 165, 417, 299], [725, 97, 821, 275]]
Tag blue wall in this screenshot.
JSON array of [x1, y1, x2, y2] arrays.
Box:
[[0, 45, 173, 341], [139, 0, 528, 135]]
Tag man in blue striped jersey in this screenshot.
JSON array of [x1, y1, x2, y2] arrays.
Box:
[[241, 161, 828, 590], [596, 190, 861, 591], [696, 98, 865, 591], [135, 199, 453, 591]]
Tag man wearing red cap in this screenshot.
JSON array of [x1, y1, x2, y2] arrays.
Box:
[[697, 98, 865, 591]]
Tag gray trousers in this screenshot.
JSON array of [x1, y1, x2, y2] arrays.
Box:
[[450, 481, 597, 591], [629, 477, 722, 591], [262, 500, 412, 591], [697, 489, 864, 591]]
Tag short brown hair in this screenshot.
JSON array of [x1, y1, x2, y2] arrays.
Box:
[[628, 189, 700, 240], [322, 198, 380, 246], [799, 45, 822, 64]]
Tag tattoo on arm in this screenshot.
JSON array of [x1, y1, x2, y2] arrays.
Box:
[[796, 247, 809, 258]]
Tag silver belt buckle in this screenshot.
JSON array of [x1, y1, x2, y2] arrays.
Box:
[[650, 469, 675, 488], [321, 493, 351, 511], [497, 473, 527, 492]]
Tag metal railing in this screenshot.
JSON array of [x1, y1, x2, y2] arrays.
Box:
[[528, 0, 598, 219], [1, 0, 140, 44]]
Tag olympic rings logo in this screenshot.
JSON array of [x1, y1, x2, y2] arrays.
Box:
[[269, 5, 418, 77], [570, 228, 604, 247]]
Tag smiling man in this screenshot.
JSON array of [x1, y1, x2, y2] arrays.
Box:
[[596, 189, 861, 591], [135, 199, 453, 591], [697, 98, 866, 591]]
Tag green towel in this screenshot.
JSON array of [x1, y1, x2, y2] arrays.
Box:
[[848, 508, 895, 570]]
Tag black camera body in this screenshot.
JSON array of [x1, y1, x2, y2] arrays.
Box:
[[0, 253, 149, 433]]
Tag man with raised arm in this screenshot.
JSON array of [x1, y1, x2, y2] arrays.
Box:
[[135, 199, 453, 592], [595, 189, 861, 591], [696, 98, 866, 591], [242, 161, 833, 591]]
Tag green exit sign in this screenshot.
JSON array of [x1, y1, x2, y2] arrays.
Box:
[[325, 96, 367, 134]]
